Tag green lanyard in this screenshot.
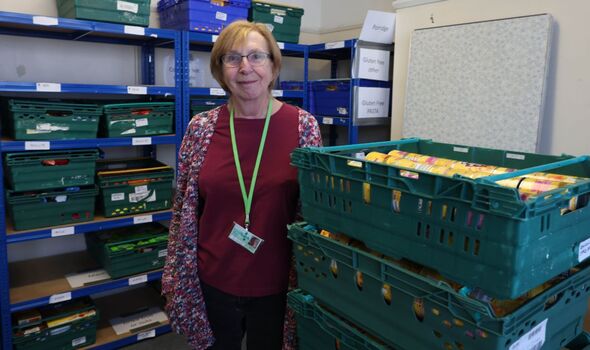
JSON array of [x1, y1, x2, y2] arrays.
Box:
[[229, 98, 273, 229]]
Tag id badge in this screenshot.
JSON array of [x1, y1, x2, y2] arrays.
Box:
[[228, 222, 264, 254]]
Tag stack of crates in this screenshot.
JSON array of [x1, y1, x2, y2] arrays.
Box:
[[249, 1, 304, 43], [289, 138, 590, 350], [4, 149, 99, 231], [56, 0, 152, 27], [157, 0, 251, 33], [101, 102, 175, 137]]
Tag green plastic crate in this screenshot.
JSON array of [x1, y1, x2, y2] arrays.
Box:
[[190, 98, 226, 117], [288, 289, 392, 350], [4, 149, 99, 192], [97, 158, 174, 217], [3, 99, 101, 141], [12, 297, 98, 350], [289, 222, 590, 350], [86, 222, 169, 279], [250, 1, 304, 43], [6, 185, 98, 231], [291, 138, 590, 299], [102, 102, 174, 137], [57, 0, 151, 27]]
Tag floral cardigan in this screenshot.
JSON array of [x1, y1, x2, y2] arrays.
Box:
[[162, 105, 322, 349]]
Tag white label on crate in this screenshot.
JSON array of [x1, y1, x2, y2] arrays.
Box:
[[137, 329, 156, 341], [158, 249, 167, 258], [325, 41, 345, 50], [111, 193, 125, 201], [135, 185, 149, 194], [211, 35, 218, 43], [49, 292, 72, 304], [72, 336, 87, 347], [51, 226, 75, 237], [210, 88, 226, 96], [508, 318, 547, 350], [65, 269, 111, 288], [453, 146, 469, 153], [127, 86, 147, 95], [132, 137, 152, 145], [36, 82, 61, 92], [506, 153, 526, 160], [110, 307, 168, 335], [117, 0, 139, 13], [274, 15, 284, 24], [135, 118, 149, 127], [346, 160, 363, 168], [128, 274, 148, 286], [124, 25, 145, 36], [277, 42, 285, 49], [33, 16, 58, 26], [55, 195, 68, 203], [129, 191, 155, 203], [134, 215, 153, 224], [354, 152, 366, 160], [215, 11, 228, 21], [25, 141, 51, 150], [271, 90, 283, 97], [322, 117, 334, 125], [578, 238, 590, 262], [356, 87, 390, 119]]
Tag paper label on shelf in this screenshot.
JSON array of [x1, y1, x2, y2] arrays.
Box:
[[355, 48, 390, 81], [25, 141, 51, 150], [325, 41, 345, 50], [111, 193, 125, 201], [506, 153, 526, 160], [33, 16, 58, 26], [137, 329, 156, 341], [322, 117, 334, 125], [277, 42, 285, 50], [274, 15, 284, 24], [127, 86, 147, 95], [110, 307, 168, 335], [135, 118, 149, 127], [128, 274, 148, 286], [134, 215, 153, 224], [359, 10, 396, 44], [65, 269, 111, 288], [578, 238, 590, 262], [117, 0, 139, 13], [49, 292, 72, 304], [158, 249, 167, 258], [508, 319, 547, 350], [51, 226, 75, 237], [72, 336, 87, 347], [124, 25, 145, 36], [135, 185, 149, 194], [271, 90, 283, 97], [212, 35, 218, 43], [215, 11, 227, 21], [36, 82, 61, 92], [210, 88, 226, 96], [356, 87, 390, 119], [132, 137, 152, 145]]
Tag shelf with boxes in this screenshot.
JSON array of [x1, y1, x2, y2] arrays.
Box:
[[0, 11, 182, 350]]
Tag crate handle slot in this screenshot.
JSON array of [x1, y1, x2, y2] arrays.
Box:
[[131, 108, 154, 116], [46, 110, 73, 117], [477, 156, 590, 183], [128, 179, 151, 186], [42, 159, 70, 166]]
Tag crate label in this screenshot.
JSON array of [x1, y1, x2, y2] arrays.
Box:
[[110, 307, 168, 335], [135, 118, 149, 127], [346, 160, 363, 168], [127, 86, 147, 95], [578, 238, 590, 262], [134, 215, 153, 224], [509, 318, 547, 350], [271, 90, 283, 97], [132, 137, 152, 145], [117, 0, 139, 13], [453, 146, 469, 153], [277, 42, 285, 49], [210, 88, 226, 96], [128, 274, 148, 286], [322, 117, 334, 125], [124, 25, 145, 36], [356, 87, 390, 119], [111, 193, 125, 201], [506, 153, 526, 160], [158, 249, 167, 258], [51, 226, 75, 237], [55, 195, 68, 203], [49, 292, 72, 304], [36, 82, 61, 92], [135, 185, 149, 194], [325, 41, 345, 50], [212, 35, 218, 43], [65, 269, 111, 288], [24, 141, 51, 150], [216, 11, 228, 21], [274, 15, 284, 24], [137, 329, 156, 341], [72, 336, 87, 346], [129, 191, 156, 203], [33, 16, 58, 26]]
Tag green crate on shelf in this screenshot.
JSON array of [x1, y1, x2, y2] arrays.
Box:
[[288, 289, 392, 350], [289, 222, 590, 350], [86, 222, 169, 279], [249, 1, 304, 43], [190, 98, 226, 117], [4, 149, 99, 192], [6, 185, 98, 231], [56, 0, 151, 27], [2, 99, 101, 141], [12, 297, 98, 350], [102, 102, 174, 137], [97, 158, 174, 217], [291, 138, 590, 299]]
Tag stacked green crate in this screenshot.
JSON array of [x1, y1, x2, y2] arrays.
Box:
[[86, 223, 169, 279], [249, 1, 304, 43], [56, 0, 151, 27], [102, 102, 174, 137], [97, 158, 174, 217], [12, 297, 98, 350]]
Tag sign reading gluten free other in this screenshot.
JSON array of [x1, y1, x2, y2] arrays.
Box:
[[355, 48, 390, 81]]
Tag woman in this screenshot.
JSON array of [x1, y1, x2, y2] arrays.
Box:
[[162, 20, 322, 350]]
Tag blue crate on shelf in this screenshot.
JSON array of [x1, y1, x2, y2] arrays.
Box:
[[309, 79, 390, 117], [280, 80, 305, 91], [158, 0, 251, 33]]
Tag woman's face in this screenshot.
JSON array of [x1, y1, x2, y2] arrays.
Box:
[[222, 31, 275, 102]]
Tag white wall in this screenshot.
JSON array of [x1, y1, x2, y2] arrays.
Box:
[[392, 0, 590, 155]]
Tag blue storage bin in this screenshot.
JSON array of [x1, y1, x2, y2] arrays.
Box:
[[158, 0, 251, 33], [309, 79, 391, 117], [280, 80, 305, 90]]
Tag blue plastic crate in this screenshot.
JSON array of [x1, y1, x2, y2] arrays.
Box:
[[158, 0, 250, 33], [280, 80, 305, 90], [309, 79, 390, 117]]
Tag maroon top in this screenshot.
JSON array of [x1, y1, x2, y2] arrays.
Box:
[[197, 103, 300, 297]]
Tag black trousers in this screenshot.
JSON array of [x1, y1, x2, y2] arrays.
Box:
[[201, 282, 286, 350]]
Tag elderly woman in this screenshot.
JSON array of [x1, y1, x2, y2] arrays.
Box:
[[162, 20, 322, 350]]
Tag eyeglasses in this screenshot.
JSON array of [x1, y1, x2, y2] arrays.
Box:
[[221, 52, 272, 67]]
